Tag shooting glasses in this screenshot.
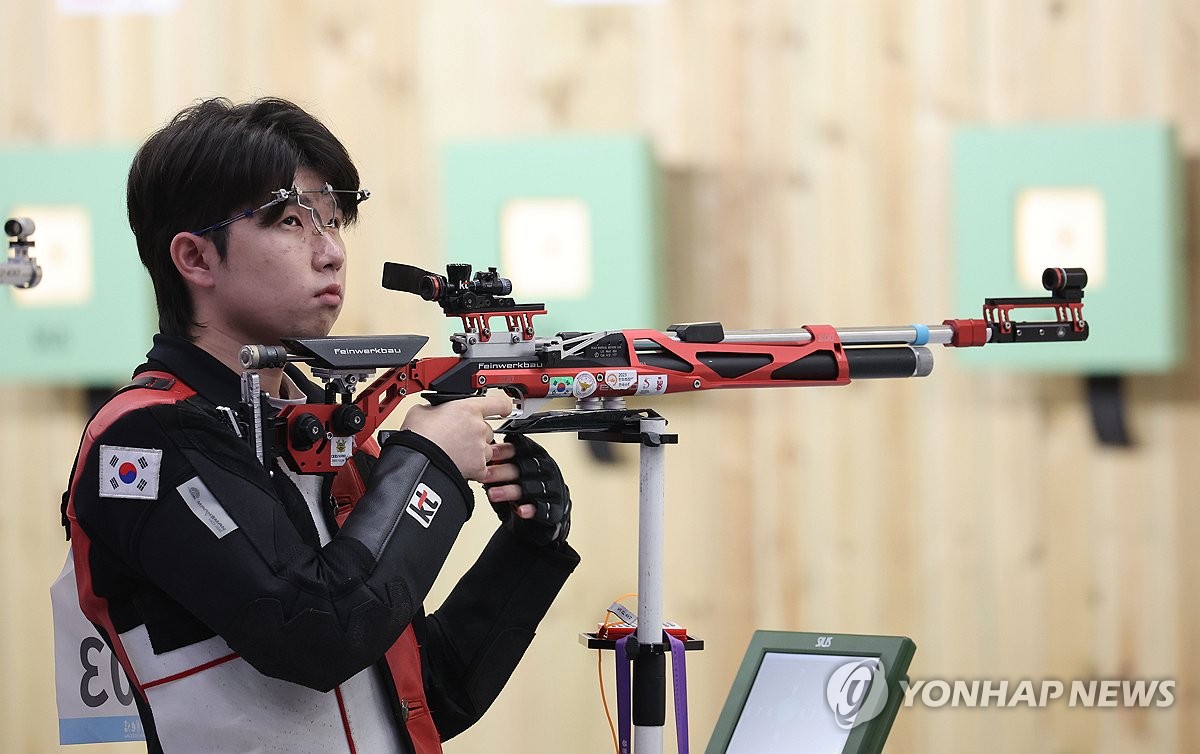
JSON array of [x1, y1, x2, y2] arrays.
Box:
[[191, 184, 371, 236]]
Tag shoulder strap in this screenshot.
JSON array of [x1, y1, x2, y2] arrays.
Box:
[[60, 370, 198, 539], [83, 370, 198, 448]]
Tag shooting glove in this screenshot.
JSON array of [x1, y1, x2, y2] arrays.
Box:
[[487, 434, 572, 548]]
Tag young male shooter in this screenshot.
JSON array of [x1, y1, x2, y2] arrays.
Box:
[[62, 98, 578, 753]]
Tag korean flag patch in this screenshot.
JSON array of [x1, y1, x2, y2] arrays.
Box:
[[99, 445, 163, 500]]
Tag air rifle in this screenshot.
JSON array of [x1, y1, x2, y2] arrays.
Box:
[[3, 217, 41, 288], [234, 263, 1088, 473]]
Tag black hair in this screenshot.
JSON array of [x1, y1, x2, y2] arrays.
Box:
[[126, 97, 361, 338]]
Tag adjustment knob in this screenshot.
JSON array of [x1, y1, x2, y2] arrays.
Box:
[[291, 413, 325, 450], [332, 404, 367, 436]]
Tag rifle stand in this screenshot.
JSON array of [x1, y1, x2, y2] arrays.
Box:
[[578, 412, 701, 754], [501, 408, 702, 753]]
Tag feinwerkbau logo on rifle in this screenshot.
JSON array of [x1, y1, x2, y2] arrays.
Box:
[[405, 483, 442, 528]]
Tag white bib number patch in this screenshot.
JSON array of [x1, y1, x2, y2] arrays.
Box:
[[51, 552, 145, 743]]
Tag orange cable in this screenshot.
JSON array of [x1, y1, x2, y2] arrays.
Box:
[[597, 594, 638, 754], [599, 648, 618, 753]]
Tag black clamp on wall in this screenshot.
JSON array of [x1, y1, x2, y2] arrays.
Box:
[[1086, 374, 1133, 447]]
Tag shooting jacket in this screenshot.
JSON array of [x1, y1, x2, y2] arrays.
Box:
[[62, 334, 579, 753]]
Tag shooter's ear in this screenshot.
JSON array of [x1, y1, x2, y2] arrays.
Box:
[[170, 231, 218, 289]]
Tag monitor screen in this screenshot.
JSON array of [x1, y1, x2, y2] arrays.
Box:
[[706, 631, 914, 754], [726, 652, 879, 754]]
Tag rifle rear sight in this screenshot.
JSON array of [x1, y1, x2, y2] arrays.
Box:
[[5, 217, 34, 239], [382, 262, 518, 314], [4, 216, 41, 289]]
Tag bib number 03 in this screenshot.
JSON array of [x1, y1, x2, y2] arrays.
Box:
[[79, 635, 135, 708], [52, 552, 145, 743]]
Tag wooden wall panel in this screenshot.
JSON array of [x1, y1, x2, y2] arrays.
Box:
[[0, 1, 1196, 752]]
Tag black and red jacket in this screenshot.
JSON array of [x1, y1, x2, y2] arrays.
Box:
[[63, 334, 579, 753]]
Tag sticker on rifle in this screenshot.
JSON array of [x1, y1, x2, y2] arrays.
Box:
[[99, 445, 162, 500], [572, 371, 598, 398], [604, 369, 637, 391], [177, 477, 239, 538], [636, 374, 669, 396], [406, 483, 442, 529], [548, 376, 574, 397], [330, 436, 354, 467]]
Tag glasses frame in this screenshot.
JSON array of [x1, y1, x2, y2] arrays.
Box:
[[191, 184, 371, 236]]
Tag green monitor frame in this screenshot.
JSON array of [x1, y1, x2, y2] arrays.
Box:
[[706, 630, 916, 754]]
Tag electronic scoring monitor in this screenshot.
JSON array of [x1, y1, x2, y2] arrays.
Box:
[[706, 631, 916, 754]]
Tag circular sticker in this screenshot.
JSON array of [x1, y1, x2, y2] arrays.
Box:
[[572, 371, 598, 398]]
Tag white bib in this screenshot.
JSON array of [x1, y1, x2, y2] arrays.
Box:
[[50, 548, 146, 744]]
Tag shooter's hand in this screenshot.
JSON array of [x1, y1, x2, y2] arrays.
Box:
[[483, 434, 572, 548], [399, 393, 512, 481]]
